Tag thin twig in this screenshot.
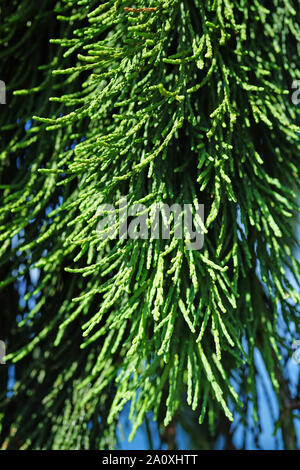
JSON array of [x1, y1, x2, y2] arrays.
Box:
[[124, 7, 157, 13]]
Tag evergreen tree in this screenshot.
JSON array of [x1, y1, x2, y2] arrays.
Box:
[[0, 0, 299, 449]]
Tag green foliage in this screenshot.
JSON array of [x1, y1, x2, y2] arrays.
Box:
[[0, 0, 299, 449]]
